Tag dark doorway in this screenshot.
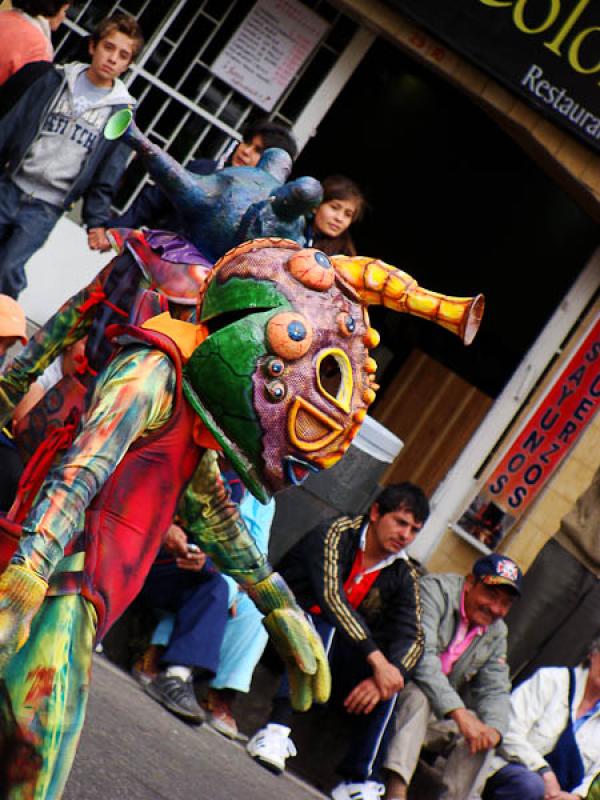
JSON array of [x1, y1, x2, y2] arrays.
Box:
[[294, 37, 598, 399]]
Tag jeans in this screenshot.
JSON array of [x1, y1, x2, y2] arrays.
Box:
[[0, 175, 63, 298]]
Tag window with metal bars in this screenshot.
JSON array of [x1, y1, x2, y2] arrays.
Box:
[[51, 0, 357, 214]]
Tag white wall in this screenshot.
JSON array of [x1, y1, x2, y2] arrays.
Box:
[[19, 217, 111, 326]]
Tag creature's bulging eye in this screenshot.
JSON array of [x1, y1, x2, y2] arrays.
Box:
[[286, 248, 335, 291], [264, 357, 285, 377], [265, 380, 286, 402], [337, 312, 356, 337], [267, 312, 313, 360]]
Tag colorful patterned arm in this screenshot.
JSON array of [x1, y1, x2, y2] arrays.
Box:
[[247, 572, 331, 711], [177, 449, 272, 585], [0, 265, 110, 427]]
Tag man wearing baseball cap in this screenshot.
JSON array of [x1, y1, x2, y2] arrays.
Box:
[[384, 553, 523, 800], [0, 293, 27, 357]]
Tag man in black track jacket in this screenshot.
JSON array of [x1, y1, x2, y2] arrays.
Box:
[[247, 483, 429, 800]]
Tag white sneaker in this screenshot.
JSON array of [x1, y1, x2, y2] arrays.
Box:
[[331, 781, 385, 800], [246, 723, 297, 774]]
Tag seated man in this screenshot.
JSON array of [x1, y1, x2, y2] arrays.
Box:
[[137, 521, 230, 724], [247, 483, 428, 800], [483, 637, 600, 800], [134, 475, 276, 737], [384, 554, 523, 800]]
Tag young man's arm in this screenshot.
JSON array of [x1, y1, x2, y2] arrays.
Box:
[[385, 561, 424, 679], [82, 139, 131, 249]]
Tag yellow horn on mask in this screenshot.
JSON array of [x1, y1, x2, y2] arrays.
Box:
[[331, 255, 484, 346]]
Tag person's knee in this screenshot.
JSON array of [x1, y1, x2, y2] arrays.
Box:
[[483, 766, 544, 800], [520, 770, 544, 800]]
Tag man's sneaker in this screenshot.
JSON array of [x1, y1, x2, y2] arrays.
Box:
[[144, 672, 205, 724], [204, 689, 239, 739], [246, 723, 297, 774], [331, 781, 385, 800]]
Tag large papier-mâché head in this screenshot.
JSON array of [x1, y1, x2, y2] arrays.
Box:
[[183, 239, 377, 501]]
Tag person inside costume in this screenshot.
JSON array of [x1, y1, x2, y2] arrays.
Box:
[[247, 483, 428, 800], [0, 235, 484, 799], [0, 107, 485, 798], [306, 174, 366, 257], [483, 637, 600, 800], [0, 12, 144, 299], [384, 554, 523, 800]]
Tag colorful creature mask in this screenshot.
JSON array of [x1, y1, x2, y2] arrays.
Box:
[[104, 112, 484, 502], [183, 239, 484, 501]]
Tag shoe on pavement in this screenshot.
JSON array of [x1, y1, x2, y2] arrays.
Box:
[[330, 780, 385, 800], [144, 672, 205, 723], [205, 689, 238, 739], [246, 723, 297, 774]]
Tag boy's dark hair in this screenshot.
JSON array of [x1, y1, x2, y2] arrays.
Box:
[[243, 118, 298, 161], [90, 11, 145, 60], [374, 482, 430, 525], [321, 174, 366, 223], [13, 0, 68, 15]]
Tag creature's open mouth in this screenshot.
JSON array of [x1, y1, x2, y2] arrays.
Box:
[[287, 397, 343, 451], [284, 455, 320, 486]]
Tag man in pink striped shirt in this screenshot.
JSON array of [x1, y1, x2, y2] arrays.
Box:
[[384, 554, 523, 800]]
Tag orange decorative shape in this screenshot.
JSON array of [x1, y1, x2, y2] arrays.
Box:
[[267, 312, 313, 360], [287, 249, 335, 290], [364, 327, 380, 348]]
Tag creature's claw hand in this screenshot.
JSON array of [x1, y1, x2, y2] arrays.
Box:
[[0, 565, 47, 676], [248, 572, 331, 711], [263, 607, 331, 711]]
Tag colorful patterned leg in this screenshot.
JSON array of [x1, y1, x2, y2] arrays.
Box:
[[1, 594, 97, 799]]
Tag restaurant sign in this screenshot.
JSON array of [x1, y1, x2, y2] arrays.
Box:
[[384, 0, 600, 153]]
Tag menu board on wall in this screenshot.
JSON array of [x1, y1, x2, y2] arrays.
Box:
[[211, 0, 329, 111]]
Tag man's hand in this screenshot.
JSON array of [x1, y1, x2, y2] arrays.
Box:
[[248, 572, 331, 711], [367, 650, 404, 699], [164, 523, 207, 572], [539, 771, 562, 800], [449, 707, 501, 754], [344, 678, 382, 715], [87, 227, 111, 251]]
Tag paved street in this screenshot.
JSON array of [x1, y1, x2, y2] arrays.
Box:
[[63, 655, 325, 800]]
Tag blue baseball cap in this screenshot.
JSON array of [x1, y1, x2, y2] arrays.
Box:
[[473, 554, 523, 596]]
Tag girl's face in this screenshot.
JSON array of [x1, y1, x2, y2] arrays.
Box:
[[313, 197, 358, 238]]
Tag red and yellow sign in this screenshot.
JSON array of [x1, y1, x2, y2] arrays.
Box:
[[457, 314, 600, 549]]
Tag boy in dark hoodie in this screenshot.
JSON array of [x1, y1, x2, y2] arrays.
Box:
[[0, 11, 144, 299]]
